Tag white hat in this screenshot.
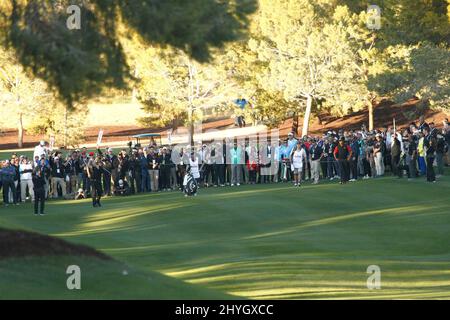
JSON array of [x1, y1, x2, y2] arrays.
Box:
[[118, 179, 124, 185], [40, 140, 45, 146]]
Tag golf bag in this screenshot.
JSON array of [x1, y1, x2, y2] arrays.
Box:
[[183, 172, 198, 196]]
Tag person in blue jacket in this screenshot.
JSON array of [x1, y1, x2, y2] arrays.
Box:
[[1, 160, 18, 206]]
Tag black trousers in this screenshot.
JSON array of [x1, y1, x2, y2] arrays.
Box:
[[338, 160, 350, 183], [363, 158, 372, 176], [34, 188, 45, 214], [391, 154, 401, 177], [160, 166, 171, 189], [426, 157, 436, 182], [2, 181, 16, 204], [103, 172, 111, 195], [129, 171, 141, 194], [203, 164, 213, 185], [90, 179, 102, 205], [214, 164, 225, 185], [249, 170, 257, 183]]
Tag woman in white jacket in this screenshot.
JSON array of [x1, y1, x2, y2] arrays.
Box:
[[19, 158, 34, 202]]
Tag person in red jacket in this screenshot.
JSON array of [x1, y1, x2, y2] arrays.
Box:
[[334, 137, 352, 184]]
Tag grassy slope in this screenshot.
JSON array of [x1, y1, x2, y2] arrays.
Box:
[[0, 173, 449, 299]]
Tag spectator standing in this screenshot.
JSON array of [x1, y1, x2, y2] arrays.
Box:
[[291, 143, 307, 187], [33, 140, 47, 160], [147, 146, 160, 192], [417, 132, 427, 176], [309, 139, 323, 184], [19, 157, 34, 202], [391, 133, 402, 178], [66, 151, 81, 194], [32, 167, 46, 215], [1, 160, 18, 206], [230, 142, 242, 186], [139, 148, 150, 192], [424, 128, 437, 183], [374, 134, 385, 177], [406, 134, 418, 179], [435, 133, 446, 177], [212, 143, 225, 187], [50, 157, 66, 198], [160, 147, 172, 191], [349, 136, 359, 181]]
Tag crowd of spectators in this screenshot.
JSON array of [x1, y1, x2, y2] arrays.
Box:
[[0, 117, 448, 213]]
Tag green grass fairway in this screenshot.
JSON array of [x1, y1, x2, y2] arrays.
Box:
[[1, 174, 449, 299]]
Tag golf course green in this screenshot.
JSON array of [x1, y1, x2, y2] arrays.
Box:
[[0, 174, 449, 299]]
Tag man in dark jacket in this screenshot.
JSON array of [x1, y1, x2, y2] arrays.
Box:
[[128, 150, 141, 194], [160, 147, 172, 191], [1, 160, 18, 206], [50, 157, 66, 198], [424, 127, 437, 182], [391, 134, 402, 178], [66, 152, 82, 194], [32, 167, 46, 215]]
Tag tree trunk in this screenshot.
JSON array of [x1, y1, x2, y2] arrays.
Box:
[[17, 113, 23, 148], [188, 104, 194, 148], [301, 95, 313, 138], [368, 100, 374, 131], [172, 117, 178, 131]]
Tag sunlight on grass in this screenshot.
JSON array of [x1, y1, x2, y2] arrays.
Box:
[[54, 203, 189, 237], [242, 202, 449, 240]]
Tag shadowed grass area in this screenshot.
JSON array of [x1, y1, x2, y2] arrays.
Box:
[[0, 255, 235, 299], [0, 172, 449, 299]]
